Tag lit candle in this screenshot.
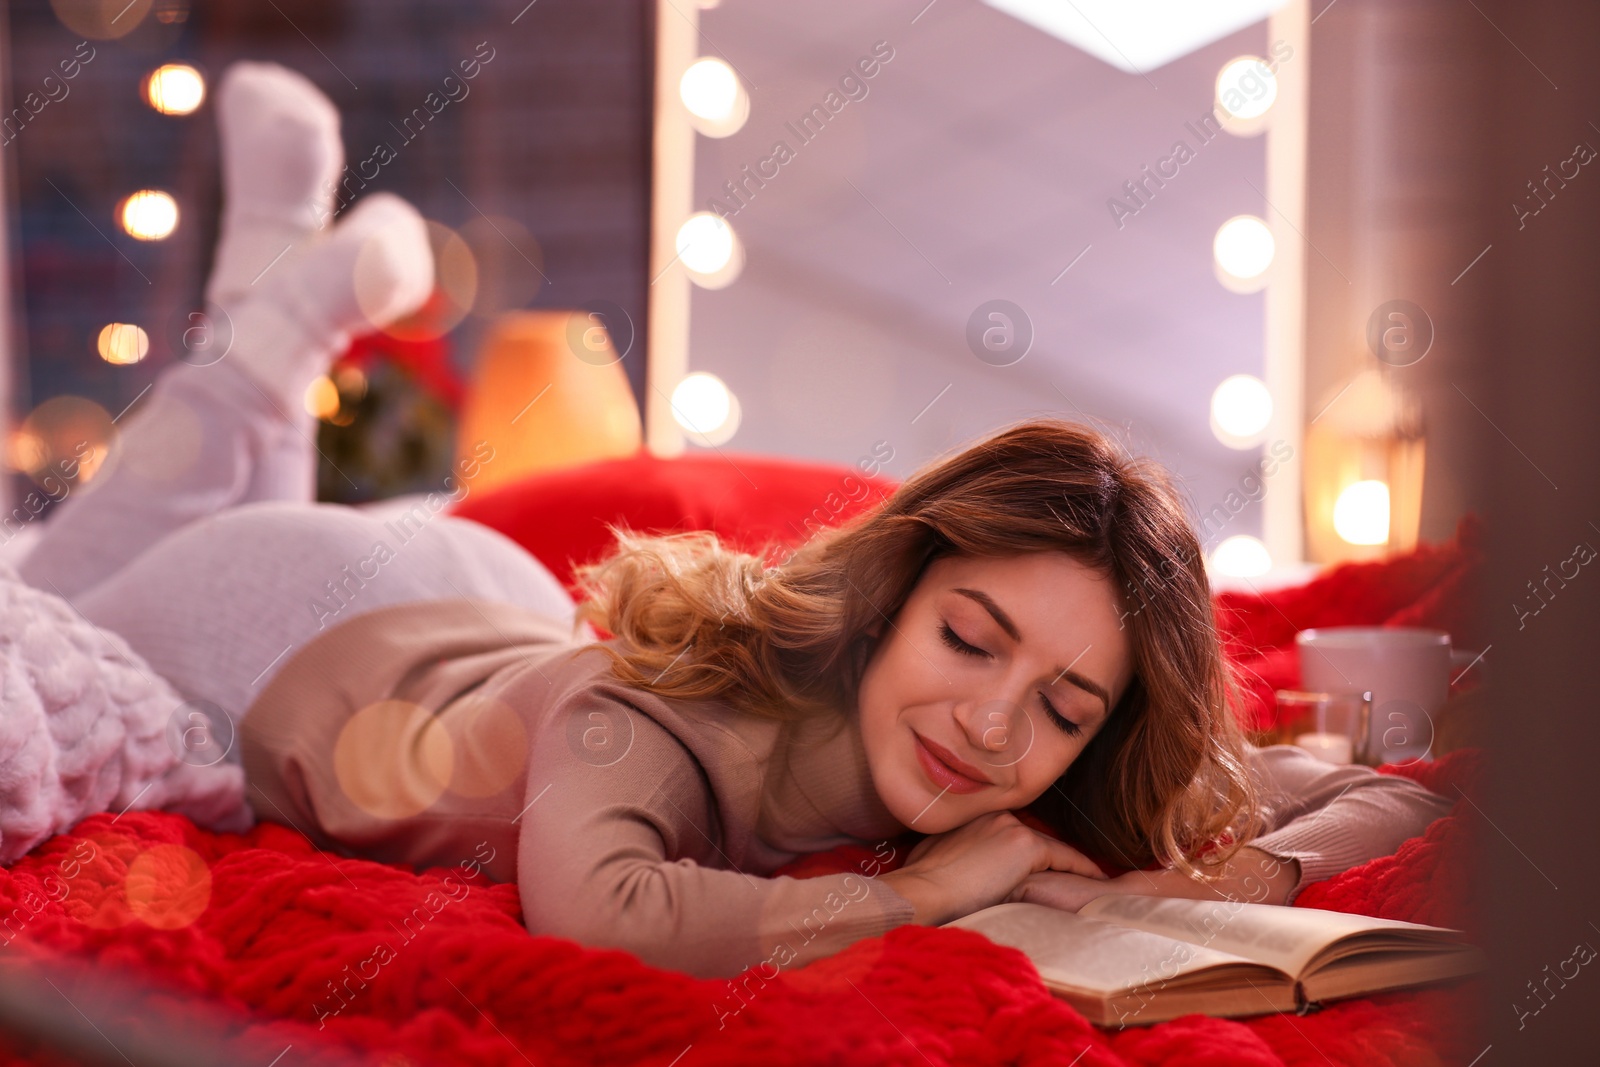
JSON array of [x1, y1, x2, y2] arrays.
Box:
[[1294, 732, 1353, 764]]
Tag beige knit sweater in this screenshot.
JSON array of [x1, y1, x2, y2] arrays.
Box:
[[238, 597, 1454, 979]]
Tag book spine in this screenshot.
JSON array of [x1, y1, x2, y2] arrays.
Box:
[[1292, 982, 1324, 1016]]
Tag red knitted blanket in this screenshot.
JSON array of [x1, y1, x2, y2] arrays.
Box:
[[0, 519, 1486, 1066]]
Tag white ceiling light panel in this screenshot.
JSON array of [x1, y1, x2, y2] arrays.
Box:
[[980, 0, 1290, 73]]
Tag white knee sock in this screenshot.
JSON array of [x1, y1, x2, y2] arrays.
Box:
[[206, 61, 343, 307], [204, 61, 435, 413], [224, 192, 434, 411]]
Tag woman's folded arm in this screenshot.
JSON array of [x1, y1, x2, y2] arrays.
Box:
[[516, 690, 914, 979], [1006, 743, 1459, 913], [1242, 743, 1457, 904]]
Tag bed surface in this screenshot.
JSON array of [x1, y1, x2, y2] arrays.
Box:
[[0, 454, 1488, 1065]]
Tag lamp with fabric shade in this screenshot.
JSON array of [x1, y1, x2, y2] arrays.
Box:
[[453, 310, 643, 495]]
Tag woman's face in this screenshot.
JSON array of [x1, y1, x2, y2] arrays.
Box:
[[856, 551, 1135, 833]]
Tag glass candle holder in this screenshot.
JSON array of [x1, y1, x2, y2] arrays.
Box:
[[1273, 689, 1374, 765]]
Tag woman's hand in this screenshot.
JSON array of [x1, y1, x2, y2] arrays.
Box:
[[879, 811, 1108, 926], [1009, 845, 1302, 913]]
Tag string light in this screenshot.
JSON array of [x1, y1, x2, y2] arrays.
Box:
[[119, 189, 178, 240], [143, 63, 205, 115], [96, 322, 149, 364], [304, 375, 341, 420]]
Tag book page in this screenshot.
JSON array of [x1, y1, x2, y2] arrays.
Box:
[[1080, 894, 1466, 977], [944, 902, 1285, 1001], [1302, 943, 1487, 1003]]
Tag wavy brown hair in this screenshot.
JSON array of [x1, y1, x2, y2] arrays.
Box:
[[571, 417, 1264, 877]]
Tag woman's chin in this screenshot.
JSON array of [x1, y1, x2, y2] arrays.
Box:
[[883, 774, 984, 833], [867, 742, 997, 831]]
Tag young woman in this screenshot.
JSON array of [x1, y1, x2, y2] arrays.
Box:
[[10, 63, 1452, 982]]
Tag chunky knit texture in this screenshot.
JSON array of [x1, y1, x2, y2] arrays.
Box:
[[0, 520, 1484, 1065], [0, 753, 1481, 1066], [0, 562, 250, 865]]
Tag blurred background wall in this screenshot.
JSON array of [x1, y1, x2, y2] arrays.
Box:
[[0, 0, 652, 504]]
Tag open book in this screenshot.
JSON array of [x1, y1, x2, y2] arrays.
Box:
[[943, 895, 1485, 1027]]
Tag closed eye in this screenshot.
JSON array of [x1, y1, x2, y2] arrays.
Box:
[[937, 621, 1082, 737]]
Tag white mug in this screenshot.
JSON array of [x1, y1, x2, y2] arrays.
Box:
[[1296, 627, 1454, 763]]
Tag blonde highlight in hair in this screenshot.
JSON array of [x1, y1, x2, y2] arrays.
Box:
[[573, 417, 1263, 878]]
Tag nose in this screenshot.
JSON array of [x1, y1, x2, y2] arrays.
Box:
[[953, 696, 1034, 772]]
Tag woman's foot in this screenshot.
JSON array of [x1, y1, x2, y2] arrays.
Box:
[[225, 191, 434, 410], [204, 60, 435, 411], [16, 62, 433, 599], [206, 61, 344, 308]]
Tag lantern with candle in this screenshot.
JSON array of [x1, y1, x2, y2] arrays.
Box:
[[1303, 365, 1425, 565]]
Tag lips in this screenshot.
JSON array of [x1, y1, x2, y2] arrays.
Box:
[[913, 733, 991, 794]]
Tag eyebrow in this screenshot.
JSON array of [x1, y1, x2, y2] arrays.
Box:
[[951, 587, 1113, 718]]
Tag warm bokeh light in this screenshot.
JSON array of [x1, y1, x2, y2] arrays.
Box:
[[20, 395, 114, 488], [143, 63, 206, 115], [50, 0, 152, 40], [1210, 373, 1272, 447], [304, 374, 341, 420], [460, 214, 546, 315], [1333, 480, 1391, 545], [96, 322, 150, 365], [1209, 534, 1272, 577], [441, 694, 529, 799], [373, 220, 476, 342], [79, 444, 107, 483], [671, 371, 741, 446], [119, 189, 178, 240], [4, 429, 47, 473], [679, 57, 748, 137], [126, 844, 212, 930], [1216, 56, 1278, 121], [333, 362, 368, 400], [430, 222, 479, 321], [334, 700, 454, 820]]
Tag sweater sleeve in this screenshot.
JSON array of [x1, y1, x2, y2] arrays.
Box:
[[1241, 743, 1456, 905], [516, 685, 915, 980]]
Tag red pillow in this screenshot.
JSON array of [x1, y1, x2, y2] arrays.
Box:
[[447, 449, 898, 592]]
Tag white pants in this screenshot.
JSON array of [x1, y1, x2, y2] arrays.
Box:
[[11, 359, 576, 763]]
